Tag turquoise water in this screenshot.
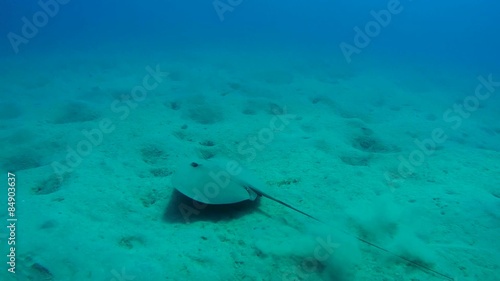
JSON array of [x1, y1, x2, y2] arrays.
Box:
[[0, 1, 499, 280]]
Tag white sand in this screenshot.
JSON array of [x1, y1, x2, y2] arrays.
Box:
[[0, 47, 498, 281]]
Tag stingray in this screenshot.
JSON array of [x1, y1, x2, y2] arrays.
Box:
[[171, 158, 454, 281], [171, 158, 318, 221]]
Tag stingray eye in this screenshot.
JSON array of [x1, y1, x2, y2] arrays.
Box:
[[190, 162, 199, 167]]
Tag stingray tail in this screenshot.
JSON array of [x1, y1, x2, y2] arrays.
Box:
[[248, 185, 455, 281], [246, 185, 321, 222]]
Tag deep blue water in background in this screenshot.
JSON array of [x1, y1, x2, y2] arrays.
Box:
[[2, 0, 499, 71]]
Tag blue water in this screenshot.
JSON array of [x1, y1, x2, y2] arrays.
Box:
[[1, 1, 499, 281], [2, 1, 499, 65]]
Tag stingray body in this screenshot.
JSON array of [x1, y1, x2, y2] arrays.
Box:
[[171, 158, 318, 220], [171, 158, 260, 204]]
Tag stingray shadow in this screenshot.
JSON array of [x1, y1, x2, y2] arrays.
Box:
[[163, 189, 262, 224]]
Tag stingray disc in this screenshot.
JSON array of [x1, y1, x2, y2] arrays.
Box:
[[172, 159, 260, 204]]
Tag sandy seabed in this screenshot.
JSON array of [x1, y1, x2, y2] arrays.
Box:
[[0, 47, 499, 281]]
